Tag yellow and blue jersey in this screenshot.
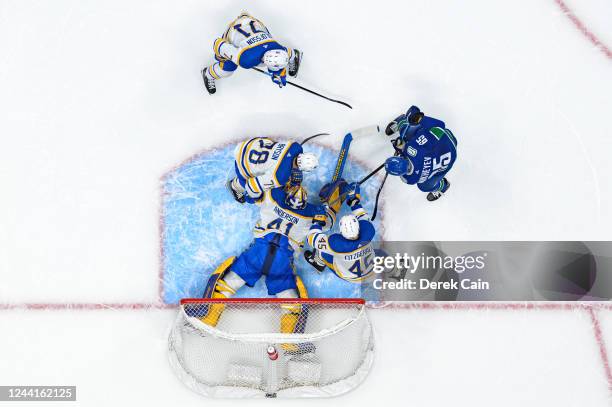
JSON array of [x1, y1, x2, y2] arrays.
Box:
[[253, 188, 335, 253], [219, 13, 287, 70], [234, 138, 302, 198], [307, 204, 376, 282]]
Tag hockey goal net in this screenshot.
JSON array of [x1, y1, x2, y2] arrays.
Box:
[[168, 298, 374, 398]]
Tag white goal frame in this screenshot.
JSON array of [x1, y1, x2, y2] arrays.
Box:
[[168, 298, 374, 398]]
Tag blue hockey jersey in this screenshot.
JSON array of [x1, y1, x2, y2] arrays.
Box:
[[396, 115, 458, 185]]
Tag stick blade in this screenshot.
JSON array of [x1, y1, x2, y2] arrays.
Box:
[[348, 125, 380, 139]]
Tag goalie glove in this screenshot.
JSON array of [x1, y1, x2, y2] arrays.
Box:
[[319, 179, 347, 214]]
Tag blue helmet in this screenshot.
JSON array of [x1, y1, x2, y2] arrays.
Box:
[[385, 156, 413, 176]]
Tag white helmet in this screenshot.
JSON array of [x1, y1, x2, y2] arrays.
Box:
[[339, 214, 360, 240], [296, 153, 318, 172], [262, 49, 289, 71]]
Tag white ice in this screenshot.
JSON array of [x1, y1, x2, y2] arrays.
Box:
[[0, 0, 610, 405]]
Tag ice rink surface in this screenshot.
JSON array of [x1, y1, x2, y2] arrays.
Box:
[[0, 0, 611, 405]]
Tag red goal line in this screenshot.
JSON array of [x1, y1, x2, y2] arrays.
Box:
[[0, 301, 609, 311]]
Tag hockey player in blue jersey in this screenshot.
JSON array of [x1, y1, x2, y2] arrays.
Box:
[[304, 183, 376, 282], [198, 184, 334, 348], [228, 137, 318, 204], [202, 12, 302, 94], [383, 105, 458, 201]]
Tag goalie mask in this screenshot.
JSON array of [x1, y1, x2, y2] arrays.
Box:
[[339, 214, 360, 240], [262, 49, 289, 71], [285, 185, 308, 210], [296, 153, 318, 172]]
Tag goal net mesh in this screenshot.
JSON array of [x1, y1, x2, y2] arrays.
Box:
[[168, 298, 374, 398]]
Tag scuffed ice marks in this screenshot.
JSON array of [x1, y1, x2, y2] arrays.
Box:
[[161, 143, 382, 303]]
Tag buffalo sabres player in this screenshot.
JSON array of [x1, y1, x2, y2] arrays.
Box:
[[198, 185, 334, 346], [202, 12, 302, 94], [304, 183, 376, 282], [228, 137, 318, 203], [384, 106, 458, 201]]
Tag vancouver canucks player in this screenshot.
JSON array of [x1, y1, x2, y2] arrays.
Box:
[[228, 137, 318, 203], [202, 12, 302, 94], [384, 106, 458, 201], [304, 183, 376, 282], [198, 185, 335, 342]]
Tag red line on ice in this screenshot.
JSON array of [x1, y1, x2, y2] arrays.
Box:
[[587, 307, 612, 392], [377, 302, 612, 311], [554, 0, 612, 60], [0, 302, 176, 310], [1, 302, 610, 311]]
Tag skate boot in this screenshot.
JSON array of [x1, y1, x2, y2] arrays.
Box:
[[427, 178, 450, 202], [288, 49, 302, 78], [201, 68, 216, 95], [304, 250, 326, 273], [226, 178, 246, 203]]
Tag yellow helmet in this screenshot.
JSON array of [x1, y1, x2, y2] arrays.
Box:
[[285, 185, 308, 210]]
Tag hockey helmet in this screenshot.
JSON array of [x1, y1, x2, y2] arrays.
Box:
[[339, 214, 360, 240], [285, 185, 308, 210], [262, 49, 289, 71], [296, 153, 318, 172]]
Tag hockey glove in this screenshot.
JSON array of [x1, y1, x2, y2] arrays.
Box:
[[270, 68, 287, 88], [385, 120, 399, 136], [346, 182, 361, 208], [391, 137, 406, 155], [312, 205, 329, 228]]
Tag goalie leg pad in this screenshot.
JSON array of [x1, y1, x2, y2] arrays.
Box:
[[278, 276, 314, 354], [200, 257, 245, 327]]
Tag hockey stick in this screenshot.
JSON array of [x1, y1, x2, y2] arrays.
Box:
[[370, 150, 401, 220], [358, 163, 385, 185], [326, 151, 396, 218], [301, 133, 329, 145], [320, 125, 383, 207], [328, 125, 378, 185], [323, 162, 385, 208], [252, 67, 352, 109], [332, 133, 353, 182], [370, 172, 388, 221]]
